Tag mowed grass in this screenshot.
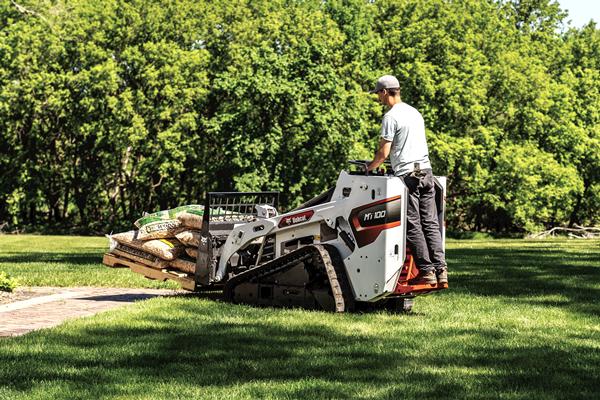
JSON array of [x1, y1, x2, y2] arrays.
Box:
[[0, 235, 177, 289], [0, 237, 599, 399]]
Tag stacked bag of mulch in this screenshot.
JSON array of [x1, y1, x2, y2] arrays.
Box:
[[107, 205, 204, 275]]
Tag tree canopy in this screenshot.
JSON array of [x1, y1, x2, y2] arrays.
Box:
[[0, 0, 598, 234]]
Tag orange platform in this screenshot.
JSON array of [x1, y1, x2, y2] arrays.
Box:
[[394, 249, 448, 296]]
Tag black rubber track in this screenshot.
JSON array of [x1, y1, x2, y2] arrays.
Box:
[[223, 244, 355, 312]]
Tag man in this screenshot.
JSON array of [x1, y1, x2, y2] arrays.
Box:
[[367, 75, 447, 285]]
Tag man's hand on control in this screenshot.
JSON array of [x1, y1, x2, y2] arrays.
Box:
[[368, 139, 392, 171]]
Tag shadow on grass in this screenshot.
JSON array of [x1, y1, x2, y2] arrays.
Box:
[[0, 301, 598, 399], [0, 252, 101, 266], [447, 245, 600, 318], [0, 242, 598, 398], [78, 293, 170, 302]]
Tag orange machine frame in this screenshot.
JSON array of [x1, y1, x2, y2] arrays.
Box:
[[394, 248, 448, 295]]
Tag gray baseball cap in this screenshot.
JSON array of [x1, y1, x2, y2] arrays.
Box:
[[369, 75, 400, 93]]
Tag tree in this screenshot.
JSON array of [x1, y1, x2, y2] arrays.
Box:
[[0, 0, 596, 233]]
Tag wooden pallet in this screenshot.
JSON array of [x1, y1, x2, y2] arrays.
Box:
[[103, 252, 129, 268], [103, 253, 196, 291], [111, 247, 168, 269]]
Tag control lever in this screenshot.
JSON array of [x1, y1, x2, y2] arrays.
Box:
[[335, 217, 356, 251]]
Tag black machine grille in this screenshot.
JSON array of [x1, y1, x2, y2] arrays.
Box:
[[203, 192, 279, 224]]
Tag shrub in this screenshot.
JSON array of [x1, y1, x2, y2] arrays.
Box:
[[0, 271, 17, 292]]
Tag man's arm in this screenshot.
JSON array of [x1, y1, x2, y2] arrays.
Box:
[[367, 138, 392, 171]]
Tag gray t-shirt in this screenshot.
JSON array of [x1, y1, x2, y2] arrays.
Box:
[[381, 102, 432, 176]]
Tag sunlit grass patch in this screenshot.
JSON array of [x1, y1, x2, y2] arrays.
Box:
[[0, 237, 598, 399], [0, 235, 176, 289]]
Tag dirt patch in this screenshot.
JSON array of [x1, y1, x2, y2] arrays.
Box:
[[0, 287, 63, 305]]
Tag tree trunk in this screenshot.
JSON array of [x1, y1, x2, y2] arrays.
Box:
[[62, 189, 69, 220], [569, 179, 589, 227]]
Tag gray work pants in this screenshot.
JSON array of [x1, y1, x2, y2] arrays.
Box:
[[398, 169, 446, 273]]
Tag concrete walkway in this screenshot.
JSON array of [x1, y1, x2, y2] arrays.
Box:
[[0, 287, 180, 337]]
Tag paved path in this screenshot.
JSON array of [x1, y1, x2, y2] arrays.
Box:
[[0, 287, 180, 337]]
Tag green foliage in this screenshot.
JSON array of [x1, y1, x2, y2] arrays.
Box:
[[489, 142, 583, 232], [0, 271, 17, 292], [0, 0, 597, 233]]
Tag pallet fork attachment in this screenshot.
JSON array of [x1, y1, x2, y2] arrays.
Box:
[[196, 191, 279, 287]]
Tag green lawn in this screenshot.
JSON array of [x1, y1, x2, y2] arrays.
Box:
[[0, 235, 177, 289], [0, 236, 599, 399]]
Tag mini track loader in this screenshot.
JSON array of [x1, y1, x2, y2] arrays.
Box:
[[187, 160, 448, 312]]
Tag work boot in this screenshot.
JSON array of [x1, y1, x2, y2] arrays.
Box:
[[409, 270, 437, 285], [436, 268, 448, 285]]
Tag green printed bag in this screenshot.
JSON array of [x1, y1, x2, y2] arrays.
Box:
[[134, 205, 204, 228]]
